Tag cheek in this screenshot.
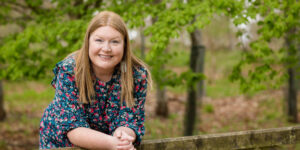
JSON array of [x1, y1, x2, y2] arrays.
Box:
[[89, 43, 100, 54], [88, 45, 97, 61], [117, 46, 124, 58]]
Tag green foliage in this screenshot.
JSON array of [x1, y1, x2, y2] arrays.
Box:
[[0, 19, 87, 80], [229, 0, 300, 93], [1, 0, 299, 92], [0, 0, 217, 88]]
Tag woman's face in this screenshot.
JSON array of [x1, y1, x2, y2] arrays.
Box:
[[89, 26, 124, 74]]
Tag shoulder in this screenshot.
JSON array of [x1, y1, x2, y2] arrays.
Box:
[[51, 54, 76, 88], [133, 65, 148, 81], [53, 54, 76, 75]]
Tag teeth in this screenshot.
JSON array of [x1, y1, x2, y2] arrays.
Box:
[[99, 55, 112, 58]]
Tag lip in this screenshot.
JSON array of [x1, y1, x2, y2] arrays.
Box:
[[98, 54, 113, 58]]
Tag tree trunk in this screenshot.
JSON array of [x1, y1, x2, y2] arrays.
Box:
[[155, 51, 168, 117], [197, 46, 205, 99], [285, 27, 298, 123], [296, 42, 300, 91], [184, 29, 205, 136], [152, 0, 168, 118], [287, 68, 297, 123], [155, 84, 168, 117], [0, 80, 6, 121], [190, 29, 206, 99]]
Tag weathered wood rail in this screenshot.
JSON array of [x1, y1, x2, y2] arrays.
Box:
[[51, 126, 300, 150]]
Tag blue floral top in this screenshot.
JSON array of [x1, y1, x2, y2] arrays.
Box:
[[39, 55, 148, 149]]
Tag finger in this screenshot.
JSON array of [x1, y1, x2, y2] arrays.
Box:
[[114, 130, 122, 138], [116, 142, 133, 150], [120, 131, 134, 139], [120, 136, 134, 142], [129, 147, 136, 150], [120, 131, 135, 142], [131, 146, 136, 150], [117, 140, 131, 146]]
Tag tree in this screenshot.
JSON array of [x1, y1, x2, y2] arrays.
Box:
[[184, 28, 205, 135], [285, 27, 298, 123], [152, 0, 169, 117], [229, 0, 300, 122]]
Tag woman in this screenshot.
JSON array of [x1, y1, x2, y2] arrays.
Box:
[[39, 11, 151, 150]]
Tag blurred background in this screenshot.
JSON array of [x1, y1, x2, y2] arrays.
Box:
[[0, 0, 299, 149]]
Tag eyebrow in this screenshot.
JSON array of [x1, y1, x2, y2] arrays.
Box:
[[94, 35, 122, 39]]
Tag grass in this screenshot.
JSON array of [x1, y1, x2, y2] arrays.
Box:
[[144, 113, 184, 139], [1, 80, 53, 150]]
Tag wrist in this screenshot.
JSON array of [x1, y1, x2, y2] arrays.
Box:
[[109, 136, 119, 150]]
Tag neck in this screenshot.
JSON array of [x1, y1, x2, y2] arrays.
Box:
[[92, 66, 114, 82]]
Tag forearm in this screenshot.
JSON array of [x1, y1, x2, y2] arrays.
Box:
[[67, 127, 117, 150], [114, 126, 136, 140]]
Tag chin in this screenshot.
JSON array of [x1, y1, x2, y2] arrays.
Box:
[[98, 64, 117, 70]]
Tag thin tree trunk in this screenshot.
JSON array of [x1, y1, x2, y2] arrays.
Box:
[[184, 84, 196, 136], [155, 51, 168, 117], [190, 28, 205, 99], [227, 16, 234, 51], [152, 0, 168, 118], [140, 27, 146, 60], [296, 40, 300, 91], [184, 29, 204, 136], [287, 68, 297, 123], [197, 46, 205, 99], [285, 27, 298, 123], [155, 84, 168, 117], [0, 80, 6, 121]]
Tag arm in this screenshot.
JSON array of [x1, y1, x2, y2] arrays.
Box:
[[68, 127, 135, 150], [67, 127, 118, 150], [112, 67, 148, 146]]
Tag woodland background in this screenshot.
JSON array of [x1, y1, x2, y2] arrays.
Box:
[[0, 0, 299, 149]]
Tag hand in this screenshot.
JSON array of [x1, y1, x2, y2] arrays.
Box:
[[113, 131, 136, 150], [114, 130, 135, 143]]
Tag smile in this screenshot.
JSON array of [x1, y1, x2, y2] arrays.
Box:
[[98, 54, 113, 58]]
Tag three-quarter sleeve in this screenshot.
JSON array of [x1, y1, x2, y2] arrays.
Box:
[[49, 63, 90, 143], [112, 67, 148, 146]]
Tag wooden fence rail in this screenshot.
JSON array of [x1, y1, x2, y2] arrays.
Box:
[[52, 126, 300, 150]]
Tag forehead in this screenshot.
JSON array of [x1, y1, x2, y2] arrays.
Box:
[[90, 26, 123, 39]]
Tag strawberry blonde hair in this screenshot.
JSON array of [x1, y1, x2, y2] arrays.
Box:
[[74, 11, 151, 107]]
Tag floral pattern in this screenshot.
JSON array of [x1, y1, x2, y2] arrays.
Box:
[[39, 56, 148, 149]]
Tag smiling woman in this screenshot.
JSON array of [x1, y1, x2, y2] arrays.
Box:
[[89, 26, 124, 82], [39, 11, 152, 150]]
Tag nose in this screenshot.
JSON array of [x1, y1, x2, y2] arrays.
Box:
[[102, 42, 112, 52]]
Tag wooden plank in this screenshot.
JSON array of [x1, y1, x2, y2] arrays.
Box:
[[50, 126, 300, 150], [137, 126, 300, 150]]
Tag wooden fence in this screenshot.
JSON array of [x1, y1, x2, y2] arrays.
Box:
[[52, 126, 300, 150]]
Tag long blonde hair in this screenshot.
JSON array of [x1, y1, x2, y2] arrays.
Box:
[[75, 11, 151, 107]]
